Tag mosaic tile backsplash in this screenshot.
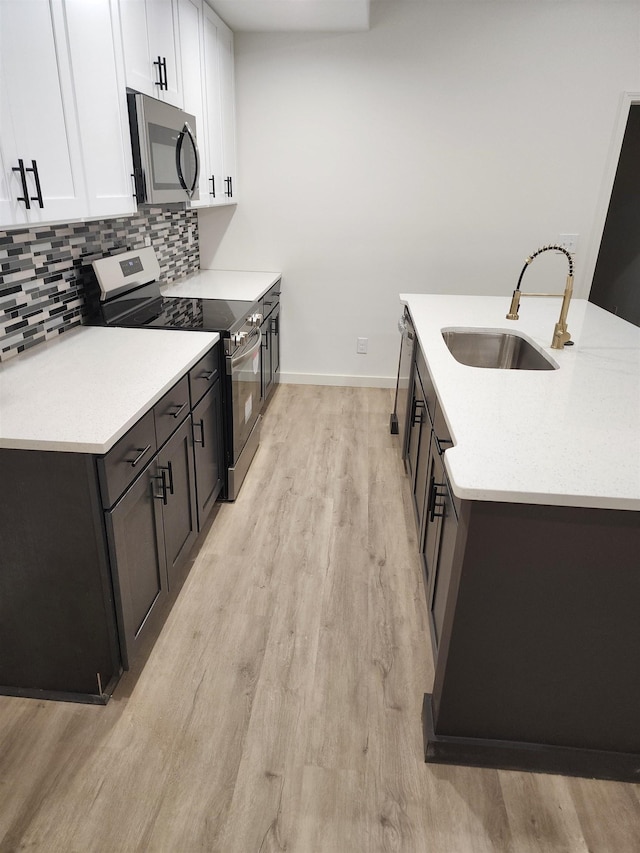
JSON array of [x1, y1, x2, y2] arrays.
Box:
[[0, 208, 199, 362]]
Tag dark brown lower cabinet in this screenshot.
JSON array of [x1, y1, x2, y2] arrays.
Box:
[[192, 380, 223, 528], [261, 296, 280, 405], [157, 416, 198, 588], [105, 461, 168, 671], [105, 416, 198, 668], [0, 450, 121, 702], [0, 345, 225, 702], [422, 446, 458, 652]]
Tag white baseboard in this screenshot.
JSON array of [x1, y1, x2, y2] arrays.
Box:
[[278, 372, 396, 389]]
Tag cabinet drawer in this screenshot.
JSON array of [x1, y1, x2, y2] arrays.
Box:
[[97, 410, 157, 509], [154, 375, 190, 449], [189, 345, 220, 407]]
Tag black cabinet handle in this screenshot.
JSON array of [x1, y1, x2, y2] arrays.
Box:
[[429, 481, 447, 522], [158, 462, 174, 495], [171, 401, 188, 420], [154, 468, 168, 505], [209, 175, 215, 197], [12, 159, 30, 209], [200, 370, 216, 382], [154, 56, 168, 90], [193, 419, 205, 447], [129, 444, 151, 468], [225, 176, 233, 197], [26, 160, 44, 208], [270, 316, 278, 335], [412, 399, 425, 425]]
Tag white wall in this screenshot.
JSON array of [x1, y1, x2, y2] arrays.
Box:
[[199, 1, 640, 386]]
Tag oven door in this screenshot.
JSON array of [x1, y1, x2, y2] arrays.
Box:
[[228, 328, 262, 464]]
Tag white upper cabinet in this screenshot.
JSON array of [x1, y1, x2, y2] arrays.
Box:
[[177, 0, 210, 202], [216, 21, 237, 202], [119, 0, 183, 108], [67, 0, 137, 219], [178, 0, 237, 207], [0, 0, 135, 228], [201, 2, 237, 204], [0, 0, 86, 225]]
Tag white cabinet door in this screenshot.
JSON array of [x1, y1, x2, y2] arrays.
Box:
[[0, 0, 86, 225], [178, 0, 210, 204], [217, 22, 237, 202], [200, 2, 223, 205], [201, 3, 236, 206], [119, 0, 183, 108], [66, 0, 136, 219], [0, 0, 136, 228]]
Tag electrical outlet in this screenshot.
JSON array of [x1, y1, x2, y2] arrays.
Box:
[[356, 337, 368, 354], [558, 233, 579, 254]]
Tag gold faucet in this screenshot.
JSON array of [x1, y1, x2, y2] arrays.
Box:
[[506, 245, 574, 349]]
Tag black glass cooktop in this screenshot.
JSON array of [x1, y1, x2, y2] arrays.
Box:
[[96, 281, 256, 336], [149, 297, 255, 333]]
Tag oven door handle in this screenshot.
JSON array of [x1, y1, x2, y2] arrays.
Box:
[[229, 329, 262, 370]]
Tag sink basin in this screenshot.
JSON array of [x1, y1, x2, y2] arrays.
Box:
[[441, 329, 558, 370]]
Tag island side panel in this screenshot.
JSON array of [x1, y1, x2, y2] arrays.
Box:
[[0, 449, 121, 700], [431, 500, 640, 754]]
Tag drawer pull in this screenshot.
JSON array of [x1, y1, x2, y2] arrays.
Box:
[[171, 401, 188, 419], [200, 370, 216, 382], [129, 444, 151, 468]]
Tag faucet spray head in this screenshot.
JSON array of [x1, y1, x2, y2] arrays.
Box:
[[506, 290, 521, 320]]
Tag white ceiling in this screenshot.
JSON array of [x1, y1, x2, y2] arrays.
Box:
[[208, 0, 371, 32]]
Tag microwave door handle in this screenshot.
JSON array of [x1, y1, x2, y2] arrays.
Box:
[[175, 122, 199, 198]]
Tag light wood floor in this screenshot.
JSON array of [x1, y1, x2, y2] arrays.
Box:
[[1, 384, 639, 853]]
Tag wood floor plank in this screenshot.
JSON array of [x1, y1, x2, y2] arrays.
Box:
[[498, 771, 589, 853], [0, 384, 639, 852], [567, 776, 640, 853]]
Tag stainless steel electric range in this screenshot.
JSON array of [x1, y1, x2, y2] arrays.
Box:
[[89, 247, 263, 500]]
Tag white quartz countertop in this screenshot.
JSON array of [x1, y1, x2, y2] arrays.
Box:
[[162, 268, 281, 302], [0, 326, 219, 454], [401, 295, 640, 511]]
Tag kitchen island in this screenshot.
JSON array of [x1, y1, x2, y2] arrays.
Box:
[[399, 295, 640, 781]]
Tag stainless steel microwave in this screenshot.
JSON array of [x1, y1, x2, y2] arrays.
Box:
[[127, 93, 199, 205]]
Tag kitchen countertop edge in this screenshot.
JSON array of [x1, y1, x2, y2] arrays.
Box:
[[0, 327, 220, 455]]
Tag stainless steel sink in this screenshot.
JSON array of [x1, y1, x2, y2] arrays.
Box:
[[441, 329, 558, 370]]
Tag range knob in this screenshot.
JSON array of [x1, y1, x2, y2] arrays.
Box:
[[232, 331, 248, 347], [248, 312, 263, 327]]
